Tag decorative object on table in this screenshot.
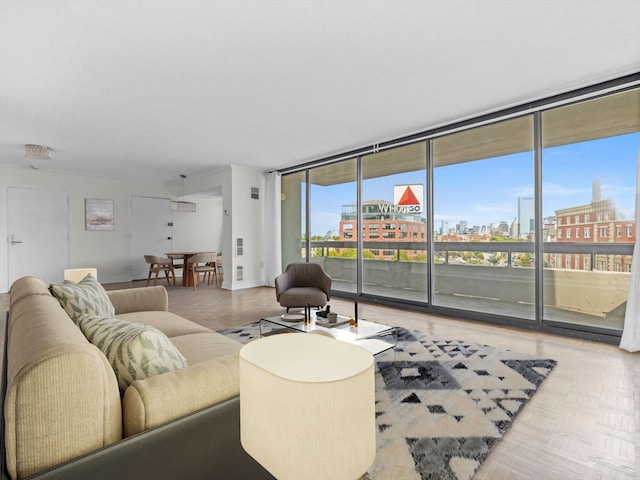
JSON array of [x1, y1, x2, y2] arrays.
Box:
[[316, 305, 330, 318], [220, 323, 557, 480], [327, 312, 338, 323], [315, 317, 351, 329], [280, 313, 305, 322], [85, 198, 114, 231], [240, 333, 376, 480]]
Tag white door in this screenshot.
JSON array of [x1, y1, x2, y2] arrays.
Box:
[[131, 196, 173, 280], [8, 187, 70, 285]]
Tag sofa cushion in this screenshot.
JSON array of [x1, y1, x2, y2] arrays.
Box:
[[170, 332, 243, 365], [278, 286, 329, 308], [108, 285, 169, 315], [50, 274, 115, 324], [116, 310, 212, 338], [78, 315, 188, 391]]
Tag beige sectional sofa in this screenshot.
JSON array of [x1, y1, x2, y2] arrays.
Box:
[[1, 276, 272, 480]]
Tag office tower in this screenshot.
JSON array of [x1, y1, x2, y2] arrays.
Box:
[[518, 197, 534, 238]]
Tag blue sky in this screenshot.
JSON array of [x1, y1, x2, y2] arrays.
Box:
[[308, 133, 639, 236]]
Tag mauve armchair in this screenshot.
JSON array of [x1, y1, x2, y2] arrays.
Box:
[[275, 263, 332, 312]]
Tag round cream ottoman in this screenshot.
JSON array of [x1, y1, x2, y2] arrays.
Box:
[[239, 333, 375, 480]]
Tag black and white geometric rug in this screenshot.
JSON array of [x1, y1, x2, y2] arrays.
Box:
[[219, 323, 557, 480]]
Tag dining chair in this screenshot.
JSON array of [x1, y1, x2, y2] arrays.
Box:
[[167, 253, 184, 272], [144, 255, 176, 286], [186, 252, 218, 290]]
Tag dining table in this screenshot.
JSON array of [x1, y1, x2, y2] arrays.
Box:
[[166, 251, 216, 287]]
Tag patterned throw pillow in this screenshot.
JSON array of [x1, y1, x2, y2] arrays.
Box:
[[50, 274, 115, 324], [78, 315, 188, 391]]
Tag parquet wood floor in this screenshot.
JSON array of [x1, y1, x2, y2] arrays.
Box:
[[2, 280, 638, 479]]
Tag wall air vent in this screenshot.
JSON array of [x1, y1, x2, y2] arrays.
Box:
[[236, 265, 243, 281], [250, 187, 259, 200], [170, 201, 196, 212], [236, 238, 244, 256]]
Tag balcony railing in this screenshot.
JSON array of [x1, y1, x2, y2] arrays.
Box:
[[311, 240, 633, 263], [305, 240, 633, 331]]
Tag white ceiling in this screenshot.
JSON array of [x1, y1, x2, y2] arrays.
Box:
[[1, 0, 638, 185]]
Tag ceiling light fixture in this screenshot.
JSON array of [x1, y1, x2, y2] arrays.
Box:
[[170, 174, 197, 212], [25, 144, 52, 160]]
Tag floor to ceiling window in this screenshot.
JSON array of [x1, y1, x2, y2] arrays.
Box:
[[279, 77, 639, 342], [360, 142, 427, 302], [308, 159, 358, 292], [281, 170, 306, 267], [541, 88, 640, 333], [432, 116, 536, 319]]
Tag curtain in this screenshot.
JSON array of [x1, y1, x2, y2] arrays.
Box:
[[620, 145, 640, 352], [264, 171, 282, 287]]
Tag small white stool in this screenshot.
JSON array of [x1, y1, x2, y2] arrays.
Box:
[[240, 333, 376, 480], [63, 268, 97, 283]]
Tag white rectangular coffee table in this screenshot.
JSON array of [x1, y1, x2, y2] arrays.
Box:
[[259, 314, 397, 356]]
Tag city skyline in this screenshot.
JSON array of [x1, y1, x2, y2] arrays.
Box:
[[308, 132, 638, 237]]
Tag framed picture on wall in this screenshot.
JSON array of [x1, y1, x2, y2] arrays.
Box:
[[85, 198, 114, 231]]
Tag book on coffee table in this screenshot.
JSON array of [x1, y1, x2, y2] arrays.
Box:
[[315, 318, 351, 328]]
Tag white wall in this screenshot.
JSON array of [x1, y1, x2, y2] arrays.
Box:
[[230, 166, 265, 289], [0, 165, 259, 292], [0, 167, 171, 290], [171, 195, 223, 254], [189, 165, 266, 290]]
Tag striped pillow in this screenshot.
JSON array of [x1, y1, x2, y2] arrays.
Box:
[[50, 274, 115, 324], [78, 315, 188, 391]]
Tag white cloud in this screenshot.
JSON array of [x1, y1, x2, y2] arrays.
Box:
[[542, 182, 590, 196]]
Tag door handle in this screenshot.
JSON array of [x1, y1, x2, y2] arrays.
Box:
[[10, 234, 23, 245]]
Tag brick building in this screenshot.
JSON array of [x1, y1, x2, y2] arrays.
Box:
[[339, 200, 427, 259], [553, 180, 635, 272]]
